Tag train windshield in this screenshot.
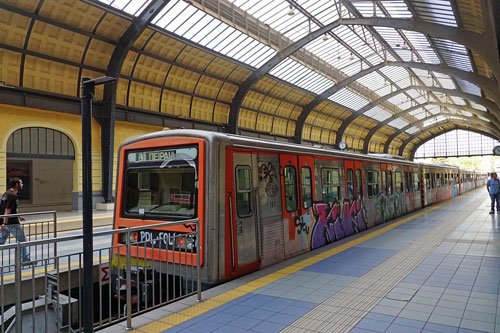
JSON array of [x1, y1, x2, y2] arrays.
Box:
[[123, 146, 198, 219]]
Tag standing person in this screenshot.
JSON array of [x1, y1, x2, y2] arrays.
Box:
[[0, 178, 30, 262], [487, 172, 500, 214]]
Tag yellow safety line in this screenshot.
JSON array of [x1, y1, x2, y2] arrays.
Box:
[[2, 256, 110, 282], [138, 189, 479, 332]]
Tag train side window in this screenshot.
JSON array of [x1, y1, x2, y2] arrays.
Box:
[[301, 167, 313, 209], [387, 171, 393, 195], [444, 173, 448, 185], [284, 166, 298, 212], [367, 170, 379, 198], [431, 173, 436, 188], [413, 172, 420, 191], [235, 166, 252, 217], [322, 168, 340, 203], [404, 172, 410, 192], [395, 171, 403, 193], [355, 169, 363, 199], [425, 173, 431, 190], [436, 173, 441, 188], [382, 171, 387, 192], [346, 168, 354, 200]]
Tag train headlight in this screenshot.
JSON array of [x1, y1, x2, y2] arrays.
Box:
[[119, 232, 138, 244], [176, 236, 195, 250]]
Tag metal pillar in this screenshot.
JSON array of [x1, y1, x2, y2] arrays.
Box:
[[80, 76, 115, 332], [81, 77, 94, 333]]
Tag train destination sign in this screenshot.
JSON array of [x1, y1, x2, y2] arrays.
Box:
[[128, 147, 197, 163]]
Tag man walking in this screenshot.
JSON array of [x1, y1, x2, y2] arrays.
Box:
[[0, 177, 30, 262], [487, 172, 500, 214]]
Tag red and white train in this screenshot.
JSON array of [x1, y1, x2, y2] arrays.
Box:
[[111, 130, 487, 285]]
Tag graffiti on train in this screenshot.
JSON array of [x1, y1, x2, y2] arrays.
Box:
[[308, 199, 367, 250], [259, 162, 279, 197], [375, 192, 407, 224]]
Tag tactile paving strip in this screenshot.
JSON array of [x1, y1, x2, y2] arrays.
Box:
[[282, 197, 483, 333]]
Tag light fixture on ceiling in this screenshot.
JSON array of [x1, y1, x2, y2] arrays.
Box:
[[402, 42, 409, 50], [323, 34, 329, 41], [426, 70, 432, 79], [288, 5, 295, 16], [349, 53, 354, 60], [384, 79, 389, 86]]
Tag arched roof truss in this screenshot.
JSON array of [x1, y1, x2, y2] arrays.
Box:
[[0, 0, 499, 159]]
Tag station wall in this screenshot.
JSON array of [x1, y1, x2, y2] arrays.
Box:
[[0, 104, 163, 211]]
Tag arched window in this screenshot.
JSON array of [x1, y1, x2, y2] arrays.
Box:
[[7, 127, 75, 159]]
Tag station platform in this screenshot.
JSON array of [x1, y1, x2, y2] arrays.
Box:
[[104, 188, 500, 333]]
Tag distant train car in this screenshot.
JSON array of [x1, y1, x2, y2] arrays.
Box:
[[111, 130, 485, 289]]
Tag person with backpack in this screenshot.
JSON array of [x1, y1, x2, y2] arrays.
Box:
[[0, 177, 30, 262]]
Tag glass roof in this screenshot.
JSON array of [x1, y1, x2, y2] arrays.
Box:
[[92, 0, 490, 140], [99, 0, 152, 15]]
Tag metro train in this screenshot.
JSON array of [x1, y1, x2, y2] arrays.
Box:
[[111, 129, 487, 288]]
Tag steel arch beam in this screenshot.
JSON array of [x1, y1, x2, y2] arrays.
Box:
[[409, 127, 500, 160], [387, 114, 500, 154], [363, 102, 498, 153], [99, 0, 170, 203], [227, 17, 496, 134], [295, 61, 498, 143], [399, 119, 500, 156], [336, 85, 500, 146]]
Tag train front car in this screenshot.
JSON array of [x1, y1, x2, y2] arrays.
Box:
[[110, 133, 208, 310]]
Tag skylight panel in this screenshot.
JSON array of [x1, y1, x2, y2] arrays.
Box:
[[449, 96, 466, 106], [98, 0, 152, 16], [305, 1, 341, 25], [364, 106, 392, 121], [406, 127, 420, 134], [153, 0, 277, 68], [380, 1, 412, 18], [379, 66, 411, 89], [328, 88, 370, 111], [470, 102, 487, 111], [431, 38, 473, 72], [401, 30, 441, 64], [455, 80, 481, 96], [388, 118, 409, 129], [412, 0, 457, 27], [356, 72, 386, 93], [269, 58, 335, 94]]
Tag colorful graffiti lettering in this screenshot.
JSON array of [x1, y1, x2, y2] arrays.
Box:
[[376, 192, 405, 224], [309, 199, 367, 250]]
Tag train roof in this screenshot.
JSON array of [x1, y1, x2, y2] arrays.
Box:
[[122, 129, 421, 166]]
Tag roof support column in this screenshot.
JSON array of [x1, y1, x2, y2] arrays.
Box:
[[99, 0, 169, 203]]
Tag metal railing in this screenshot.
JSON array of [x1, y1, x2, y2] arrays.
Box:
[[0, 218, 201, 332], [0, 212, 57, 273]]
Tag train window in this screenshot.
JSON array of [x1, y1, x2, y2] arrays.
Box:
[[235, 166, 252, 217], [413, 172, 420, 191], [322, 168, 340, 203], [124, 167, 196, 218], [404, 172, 411, 192], [283, 166, 298, 212], [367, 170, 379, 198], [444, 173, 448, 185], [382, 171, 387, 192], [425, 173, 431, 190], [436, 173, 441, 188], [387, 171, 393, 195], [431, 173, 436, 188], [355, 169, 362, 199], [301, 167, 313, 209], [346, 168, 354, 200], [395, 171, 403, 193]]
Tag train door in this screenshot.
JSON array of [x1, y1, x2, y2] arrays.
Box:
[[279, 154, 302, 256], [230, 152, 259, 274], [344, 160, 363, 201], [403, 166, 414, 212], [256, 154, 284, 268]]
